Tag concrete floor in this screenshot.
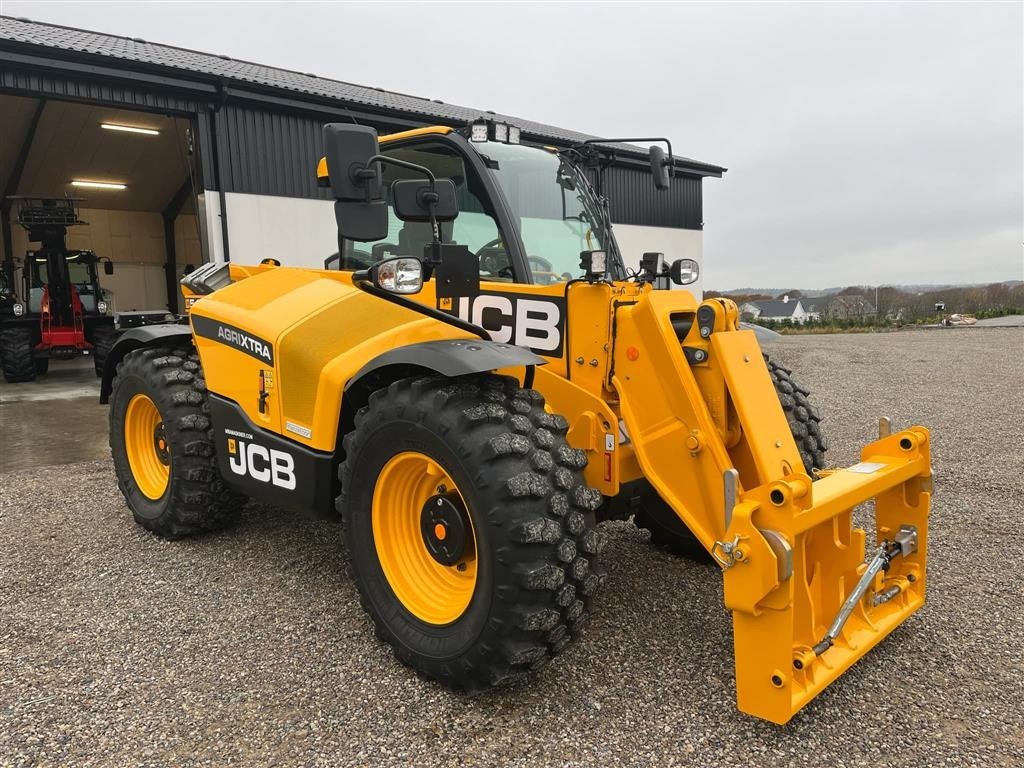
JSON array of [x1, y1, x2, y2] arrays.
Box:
[[0, 358, 108, 473]]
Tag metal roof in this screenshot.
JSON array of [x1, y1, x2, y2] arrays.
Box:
[[0, 15, 725, 177], [743, 299, 805, 318]]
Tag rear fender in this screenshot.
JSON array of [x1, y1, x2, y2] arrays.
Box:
[[99, 324, 193, 403]]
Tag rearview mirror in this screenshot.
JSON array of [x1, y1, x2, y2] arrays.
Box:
[[103, 260, 114, 275], [670, 258, 699, 286], [323, 124, 389, 242], [650, 145, 671, 191], [392, 179, 459, 223], [323, 123, 382, 201]]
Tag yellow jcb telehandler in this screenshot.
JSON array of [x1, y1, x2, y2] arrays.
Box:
[[101, 121, 931, 724]]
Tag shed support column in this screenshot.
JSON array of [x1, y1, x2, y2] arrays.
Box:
[[161, 180, 193, 315]]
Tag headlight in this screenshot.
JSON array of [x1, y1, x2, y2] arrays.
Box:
[[669, 258, 700, 286], [373, 257, 423, 294], [12, 302, 25, 317], [97, 300, 109, 314]]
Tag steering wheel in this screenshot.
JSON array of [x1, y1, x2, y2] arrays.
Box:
[[475, 237, 506, 256]]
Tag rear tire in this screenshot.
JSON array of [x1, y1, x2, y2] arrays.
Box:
[[339, 374, 606, 692], [91, 325, 118, 377], [1, 326, 36, 383], [108, 345, 244, 538], [633, 353, 828, 562]]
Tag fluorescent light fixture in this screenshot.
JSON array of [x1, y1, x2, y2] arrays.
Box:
[[101, 123, 159, 136], [71, 180, 127, 190]]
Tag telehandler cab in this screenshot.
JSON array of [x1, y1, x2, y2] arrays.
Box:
[[102, 121, 931, 724]]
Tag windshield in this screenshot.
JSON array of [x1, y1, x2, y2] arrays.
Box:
[[475, 142, 618, 283]]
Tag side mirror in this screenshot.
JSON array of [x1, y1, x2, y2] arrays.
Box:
[[103, 260, 114, 276], [354, 256, 424, 295], [669, 258, 699, 285], [650, 145, 671, 191], [323, 123, 382, 201], [323, 123, 389, 243], [392, 179, 459, 223]]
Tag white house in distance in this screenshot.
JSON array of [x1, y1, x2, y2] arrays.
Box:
[[740, 295, 818, 323]]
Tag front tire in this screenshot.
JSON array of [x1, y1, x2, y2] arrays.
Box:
[[1, 326, 36, 383], [108, 345, 244, 538], [339, 374, 606, 692]]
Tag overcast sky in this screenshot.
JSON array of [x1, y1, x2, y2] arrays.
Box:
[[5, 0, 1021, 289]]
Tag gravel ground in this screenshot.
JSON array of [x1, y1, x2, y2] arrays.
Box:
[[1, 328, 1022, 767]]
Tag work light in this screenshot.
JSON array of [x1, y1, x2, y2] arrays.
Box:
[[580, 250, 607, 282], [508, 125, 521, 144], [470, 122, 489, 143], [98, 300, 109, 315], [493, 123, 508, 143], [13, 302, 25, 317]]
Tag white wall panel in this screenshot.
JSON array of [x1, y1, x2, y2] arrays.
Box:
[[612, 223, 703, 298], [224, 192, 335, 269]]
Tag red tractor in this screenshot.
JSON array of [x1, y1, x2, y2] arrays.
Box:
[[0, 197, 165, 383]]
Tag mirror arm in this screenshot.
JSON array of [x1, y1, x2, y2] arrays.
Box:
[[366, 154, 445, 244], [579, 137, 674, 178], [365, 155, 437, 187], [363, 155, 442, 242]]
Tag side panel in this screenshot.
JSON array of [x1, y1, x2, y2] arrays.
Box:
[[208, 394, 336, 517], [189, 267, 480, 453]]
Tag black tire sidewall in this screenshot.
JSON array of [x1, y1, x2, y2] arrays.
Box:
[[109, 370, 174, 522], [345, 418, 494, 660]]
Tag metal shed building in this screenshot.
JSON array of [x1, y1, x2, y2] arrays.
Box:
[[0, 16, 725, 313]]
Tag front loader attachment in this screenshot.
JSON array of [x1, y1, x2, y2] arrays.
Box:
[[722, 427, 931, 724], [611, 293, 932, 724]]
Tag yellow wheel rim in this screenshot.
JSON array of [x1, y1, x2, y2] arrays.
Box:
[[124, 393, 170, 500], [372, 452, 478, 625]]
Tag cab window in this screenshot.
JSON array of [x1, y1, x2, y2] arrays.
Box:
[[340, 141, 515, 281]]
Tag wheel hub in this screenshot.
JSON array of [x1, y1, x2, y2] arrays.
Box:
[[153, 423, 170, 465], [421, 493, 469, 566]]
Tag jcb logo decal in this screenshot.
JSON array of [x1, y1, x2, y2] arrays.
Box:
[[443, 291, 565, 356], [228, 439, 296, 490]]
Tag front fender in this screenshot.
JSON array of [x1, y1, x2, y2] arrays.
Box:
[[346, 339, 546, 389], [99, 324, 193, 403]]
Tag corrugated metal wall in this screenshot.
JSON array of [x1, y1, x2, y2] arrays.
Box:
[[215, 105, 331, 200], [588, 166, 703, 230], [217, 105, 705, 230]]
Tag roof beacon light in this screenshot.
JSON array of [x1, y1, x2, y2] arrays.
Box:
[[493, 122, 508, 143], [101, 123, 160, 136], [470, 122, 489, 143], [508, 125, 521, 144], [71, 180, 127, 190]]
